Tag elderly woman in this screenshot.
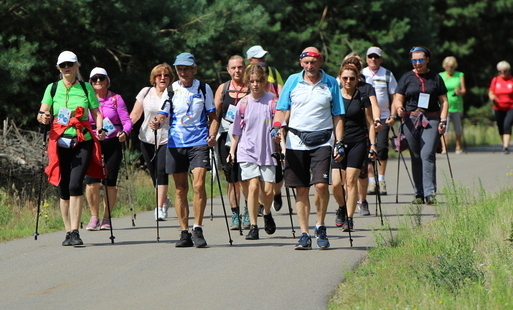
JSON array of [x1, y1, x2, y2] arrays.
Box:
[[387, 46, 448, 205], [37, 51, 104, 246], [488, 61, 513, 154], [439, 56, 466, 154], [130, 63, 175, 220], [84, 67, 132, 231]]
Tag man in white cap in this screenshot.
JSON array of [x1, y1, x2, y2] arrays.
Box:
[[246, 45, 284, 86], [361, 46, 398, 196], [152, 52, 219, 248]]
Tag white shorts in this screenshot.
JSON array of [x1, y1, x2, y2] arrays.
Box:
[[240, 162, 276, 183]]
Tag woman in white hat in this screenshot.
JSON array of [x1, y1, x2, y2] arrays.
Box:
[[36, 51, 105, 246], [84, 67, 132, 231]]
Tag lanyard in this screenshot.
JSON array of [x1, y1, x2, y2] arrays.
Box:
[[413, 71, 426, 93]]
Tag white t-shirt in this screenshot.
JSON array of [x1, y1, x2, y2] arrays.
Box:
[[362, 66, 398, 119], [135, 87, 169, 146]]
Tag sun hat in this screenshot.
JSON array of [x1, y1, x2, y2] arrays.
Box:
[[246, 45, 268, 59], [56, 51, 78, 65], [173, 52, 196, 66]]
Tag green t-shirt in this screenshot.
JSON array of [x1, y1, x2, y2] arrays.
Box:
[[439, 71, 464, 113], [41, 80, 100, 139]]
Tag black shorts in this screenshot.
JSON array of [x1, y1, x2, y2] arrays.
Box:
[[331, 141, 368, 170], [284, 146, 331, 187], [166, 145, 211, 174]]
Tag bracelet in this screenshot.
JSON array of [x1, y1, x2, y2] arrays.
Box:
[[98, 128, 107, 134], [374, 119, 382, 123], [441, 118, 447, 121], [38, 110, 46, 114], [390, 115, 398, 119], [208, 135, 215, 138], [370, 143, 377, 146]]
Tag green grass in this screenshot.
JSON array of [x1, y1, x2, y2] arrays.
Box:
[[328, 184, 513, 309]]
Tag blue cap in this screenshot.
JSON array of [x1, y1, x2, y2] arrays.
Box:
[[173, 52, 196, 66]]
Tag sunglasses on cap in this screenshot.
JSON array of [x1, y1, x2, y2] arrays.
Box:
[[411, 58, 426, 64], [367, 54, 381, 59], [341, 76, 357, 81], [58, 62, 75, 68], [91, 75, 107, 82]]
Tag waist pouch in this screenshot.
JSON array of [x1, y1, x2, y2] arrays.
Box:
[[289, 128, 332, 147], [57, 136, 78, 148]]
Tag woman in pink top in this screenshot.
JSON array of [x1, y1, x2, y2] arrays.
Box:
[[85, 67, 132, 231], [489, 61, 513, 154], [228, 65, 279, 240]]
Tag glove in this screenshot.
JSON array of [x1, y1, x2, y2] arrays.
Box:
[[270, 122, 281, 139], [335, 141, 345, 158]]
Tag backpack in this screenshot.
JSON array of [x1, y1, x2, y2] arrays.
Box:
[[162, 81, 207, 111], [238, 95, 278, 129]]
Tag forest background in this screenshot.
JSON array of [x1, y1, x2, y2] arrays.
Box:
[[1, 0, 510, 128]]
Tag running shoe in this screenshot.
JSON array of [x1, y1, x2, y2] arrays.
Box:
[[230, 212, 241, 230], [263, 213, 276, 235], [86, 216, 100, 231], [360, 200, 370, 216], [342, 217, 354, 232], [335, 206, 346, 227], [154, 207, 166, 221], [273, 194, 283, 212], [245, 225, 259, 240], [62, 231, 72, 246], [69, 230, 83, 246], [379, 181, 387, 195], [100, 218, 111, 230], [176, 230, 193, 247], [425, 195, 438, 205], [412, 196, 424, 204], [314, 226, 330, 250], [295, 233, 312, 250], [242, 205, 250, 229], [162, 197, 170, 218], [192, 227, 207, 248], [367, 181, 376, 195]]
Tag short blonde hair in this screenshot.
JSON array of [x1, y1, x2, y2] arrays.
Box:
[[497, 61, 511, 71], [442, 56, 458, 69], [149, 63, 174, 85]]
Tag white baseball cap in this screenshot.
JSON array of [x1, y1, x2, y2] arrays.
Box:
[[89, 67, 108, 78], [56, 51, 78, 65], [246, 45, 268, 59], [366, 47, 382, 57]]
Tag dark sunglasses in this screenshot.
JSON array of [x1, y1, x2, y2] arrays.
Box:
[[498, 70, 508, 74], [58, 62, 75, 68], [367, 54, 381, 59], [156, 73, 171, 78], [90, 75, 107, 82], [411, 58, 425, 64], [341, 76, 356, 81]]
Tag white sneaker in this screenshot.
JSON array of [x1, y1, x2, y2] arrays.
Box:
[[154, 207, 166, 221], [162, 198, 170, 218]]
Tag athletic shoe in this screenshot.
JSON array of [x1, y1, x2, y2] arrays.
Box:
[[242, 205, 250, 229], [379, 181, 387, 195], [62, 231, 72, 246], [86, 216, 100, 231], [230, 212, 241, 230], [367, 181, 376, 195], [100, 218, 111, 230], [335, 206, 346, 227], [69, 230, 83, 246], [162, 198, 170, 218], [294, 233, 312, 250], [360, 200, 370, 216], [314, 226, 330, 250], [263, 213, 276, 235], [425, 195, 438, 205], [455, 150, 463, 155], [273, 194, 283, 212], [258, 204, 264, 217], [503, 148, 510, 154], [245, 225, 259, 240], [176, 230, 193, 247], [412, 196, 424, 204], [192, 227, 207, 248], [154, 207, 166, 221], [342, 217, 354, 232]]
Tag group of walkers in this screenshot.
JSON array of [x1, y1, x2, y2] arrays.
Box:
[[37, 43, 480, 250]]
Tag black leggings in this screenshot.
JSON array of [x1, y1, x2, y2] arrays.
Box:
[[495, 109, 513, 135], [140, 141, 169, 186], [84, 138, 122, 186], [58, 140, 93, 199]]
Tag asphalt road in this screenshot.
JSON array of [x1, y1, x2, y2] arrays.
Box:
[[1, 144, 511, 310]]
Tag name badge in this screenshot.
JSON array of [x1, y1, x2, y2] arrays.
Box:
[[103, 117, 116, 136], [57, 107, 71, 126], [224, 104, 237, 123], [418, 93, 430, 109]]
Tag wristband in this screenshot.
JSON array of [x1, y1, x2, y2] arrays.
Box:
[[374, 119, 382, 123], [38, 110, 46, 114], [98, 128, 107, 134], [370, 143, 377, 146], [272, 122, 282, 128], [390, 115, 398, 119]]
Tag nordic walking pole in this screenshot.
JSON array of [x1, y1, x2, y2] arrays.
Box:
[[210, 155, 214, 221], [122, 142, 136, 227], [277, 154, 296, 238], [101, 154, 115, 244], [231, 175, 243, 236], [441, 135, 454, 180], [34, 121, 49, 240], [391, 125, 403, 203], [210, 147, 233, 245], [372, 157, 384, 225], [153, 124, 160, 242], [337, 166, 353, 247]]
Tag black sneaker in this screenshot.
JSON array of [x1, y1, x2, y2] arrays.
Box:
[[176, 230, 193, 247], [412, 196, 424, 204], [425, 195, 438, 205], [335, 206, 346, 227], [245, 225, 259, 240], [62, 231, 72, 246], [263, 213, 276, 235], [258, 204, 264, 217], [69, 230, 83, 246], [295, 233, 312, 250], [342, 217, 354, 232], [314, 226, 330, 250], [273, 194, 283, 212], [192, 227, 207, 248]]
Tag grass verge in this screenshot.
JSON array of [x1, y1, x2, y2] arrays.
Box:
[[328, 185, 513, 309]]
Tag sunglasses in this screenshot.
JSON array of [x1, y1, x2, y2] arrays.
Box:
[[58, 62, 75, 68], [498, 70, 508, 74], [341, 76, 356, 81], [411, 58, 426, 64], [156, 73, 171, 78], [367, 54, 381, 59], [91, 75, 107, 82]]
